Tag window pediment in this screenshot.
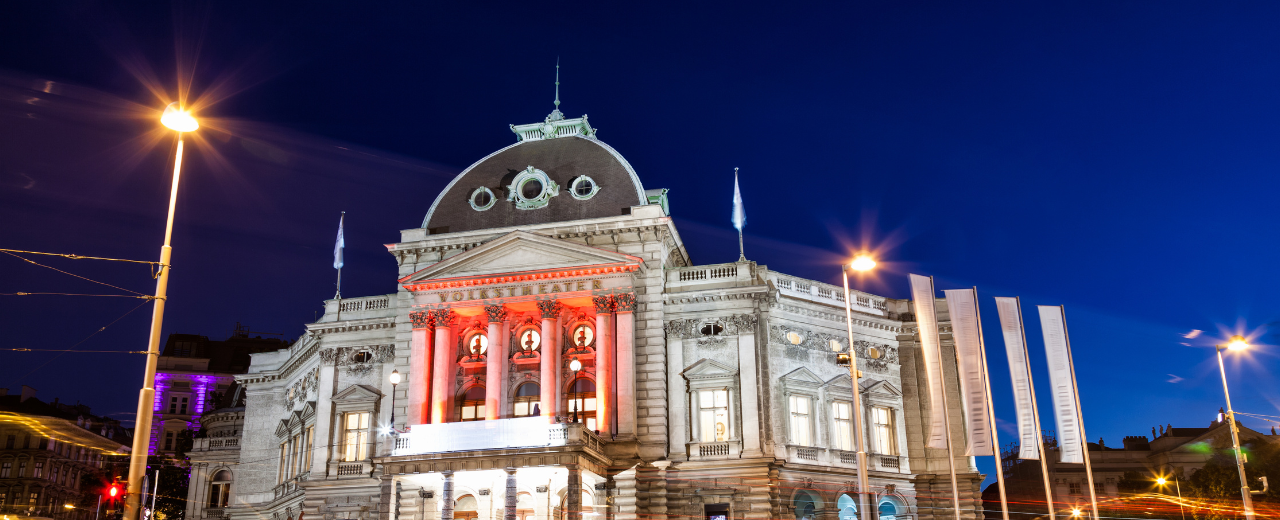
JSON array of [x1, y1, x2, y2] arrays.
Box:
[[779, 367, 824, 390], [332, 384, 383, 404], [681, 359, 738, 382]]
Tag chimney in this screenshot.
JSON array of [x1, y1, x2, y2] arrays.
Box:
[[1122, 435, 1151, 451], [20, 385, 37, 402]]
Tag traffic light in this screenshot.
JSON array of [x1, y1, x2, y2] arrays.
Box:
[[108, 484, 119, 499]]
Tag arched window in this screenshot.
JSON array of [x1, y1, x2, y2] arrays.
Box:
[[567, 379, 597, 431], [458, 386, 486, 422], [793, 491, 819, 520], [837, 494, 857, 520], [513, 383, 541, 417], [208, 470, 232, 508], [455, 495, 478, 520], [878, 501, 898, 520]]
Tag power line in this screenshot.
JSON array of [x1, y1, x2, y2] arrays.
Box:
[[0, 248, 158, 265], [1, 251, 148, 296], [1, 292, 154, 299]]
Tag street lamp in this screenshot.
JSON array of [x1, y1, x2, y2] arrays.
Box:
[[569, 359, 583, 423], [1156, 475, 1186, 520], [1215, 334, 1255, 520], [124, 102, 198, 520], [389, 369, 401, 434], [838, 253, 875, 520]]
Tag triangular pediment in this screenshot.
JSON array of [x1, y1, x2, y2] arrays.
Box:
[[332, 384, 383, 403], [780, 367, 824, 389], [401, 231, 644, 284], [861, 379, 902, 397], [825, 373, 853, 389], [682, 358, 738, 380]]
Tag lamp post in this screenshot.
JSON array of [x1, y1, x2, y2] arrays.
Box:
[[1215, 335, 1255, 520], [1156, 476, 1185, 520], [124, 102, 198, 520], [389, 369, 401, 434], [569, 359, 583, 423], [838, 253, 876, 520]]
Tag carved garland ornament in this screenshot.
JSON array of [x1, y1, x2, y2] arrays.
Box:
[[319, 345, 396, 376], [769, 324, 898, 372], [664, 314, 758, 339]]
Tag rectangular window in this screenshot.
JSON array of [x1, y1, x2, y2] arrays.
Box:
[[303, 426, 314, 472], [37, 438, 47, 450], [698, 389, 730, 442], [33, 462, 42, 478], [832, 402, 853, 451], [871, 406, 895, 455], [17, 462, 26, 478], [292, 434, 303, 477], [22, 435, 29, 449], [4, 435, 12, 449], [29, 492, 38, 505], [164, 430, 176, 450], [342, 412, 370, 462], [789, 395, 811, 446], [278, 444, 287, 484], [1069, 482, 1082, 495], [1, 462, 10, 478]]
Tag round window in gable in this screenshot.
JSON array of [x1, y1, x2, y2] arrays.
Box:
[[352, 351, 372, 363], [469, 187, 496, 211], [521, 178, 544, 199], [700, 323, 724, 336], [570, 176, 600, 200]]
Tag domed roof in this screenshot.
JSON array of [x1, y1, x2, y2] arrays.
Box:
[[422, 119, 648, 234]]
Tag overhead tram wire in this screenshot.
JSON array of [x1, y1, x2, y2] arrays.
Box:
[[1, 251, 150, 295], [0, 248, 160, 265], [6, 298, 153, 385], [1, 292, 154, 299]]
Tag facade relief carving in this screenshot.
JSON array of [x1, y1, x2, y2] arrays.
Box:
[[664, 313, 757, 339], [319, 344, 396, 376], [284, 367, 320, 411], [769, 324, 897, 373]]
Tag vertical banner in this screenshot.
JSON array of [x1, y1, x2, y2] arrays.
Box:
[[1039, 305, 1084, 464], [994, 298, 1040, 460], [910, 274, 948, 450], [944, 289, 993, 456]]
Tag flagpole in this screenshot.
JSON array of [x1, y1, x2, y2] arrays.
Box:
[[973, 287, 1010, 520], [1060, 306, 1100, 520], [1016, 297, 1056, 520], [931, 276, 962, 520]]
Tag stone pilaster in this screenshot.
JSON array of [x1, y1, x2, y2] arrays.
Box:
[[566, 464, 582, 520], [504, 468, 518, 520]]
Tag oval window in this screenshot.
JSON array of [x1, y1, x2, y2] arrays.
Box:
[[518, 329, 541, 351], [700, 323, 724, 336], [786, 332, 804, 345], [470, 187, 495, 211], [521, 179, 544, 199], [829, 339, 843, 352], [465, 333, 488, 355], [575, 179, 593, 196], [571, 325, 594, 347]]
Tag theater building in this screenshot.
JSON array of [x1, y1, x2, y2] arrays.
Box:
[[198, 102, 984, 520]]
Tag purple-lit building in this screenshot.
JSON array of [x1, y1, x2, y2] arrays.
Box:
[[153, 324, 288, 456]]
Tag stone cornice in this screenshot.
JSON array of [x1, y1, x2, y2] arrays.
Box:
[[663, 286, 768, 305], [389, 220, 689, 268], [305, 316, 398, 336], [771, 303, 904, 333]]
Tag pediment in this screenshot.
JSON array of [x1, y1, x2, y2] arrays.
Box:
[[682, 358, 738, 380], [333, 384, 383, 403], [825, 373, 853, 389], [780, 367, 824, 389], [400, 231, 644, 284], [861, 379, 902, 397]]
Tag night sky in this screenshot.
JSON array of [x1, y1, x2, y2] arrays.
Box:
[[3, 1, 1280, 484]]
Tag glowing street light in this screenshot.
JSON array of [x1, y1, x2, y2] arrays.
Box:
[[124, 103, 198, 520], [569, 359, 583, 424], [64, 504, 75, 510], [1156, 473, 1186, 520], [1071, 509, 1082, 518], [1215, 334, 1255, 520], [837, 254, 876, 520]]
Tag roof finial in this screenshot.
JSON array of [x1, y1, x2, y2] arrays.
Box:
[[548, 57, 565, 121]]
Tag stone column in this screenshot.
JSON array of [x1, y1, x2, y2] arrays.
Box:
[[430, 310, 457, 424], [537, 300, 562, 420], [592, 296, 615, 435], [485, 306, 509, 421], [441, 471, 455, 520], [409, 312, 433, 425], [735, 314, 763, 456], [613, 294, 637, 437], [505, 468, 518, 520], [566, 464, 582, 520]]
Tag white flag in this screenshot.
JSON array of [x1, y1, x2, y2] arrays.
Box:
[[944, 289, 993, 456], [333, 213, 345, 269], [995, 297, 1039, 460], [1039, 305, 1085, 464], [732, 170, 746, 231], [910, 274, 948, 450]]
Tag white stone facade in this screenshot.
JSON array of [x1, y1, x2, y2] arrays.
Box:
[[196, 109, 985, 520]]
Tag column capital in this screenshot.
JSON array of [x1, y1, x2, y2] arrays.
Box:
[[409, 311, 432, 329], [430, 309, 457, 327], [614, 293, 638, 312], [504, 467, 518, 475], [592, 295, 616, 314], [484, 305, 510, 323], [537, 299, 564, 319]]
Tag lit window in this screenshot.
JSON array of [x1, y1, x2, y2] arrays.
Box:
[[871, 407, 895, 455], [458, 387, 486, 422], [832, 402, 853, 451], [698, 389, 729, 442], [789, 395, 811, 446], [33, 462, 42, 478], [787, 332, 804, 345], [464, 333, 489, 356], [342, 412, 370, 461], [208, 470, 231, 508], [513, 383, 541, 417], [517, 329, 541, 352], [303, 426, 313, 472], [570, 325, 594, 348], [1, 462, 10, 478], [17, 462, 25, 477], [568, 378, 597, 431]]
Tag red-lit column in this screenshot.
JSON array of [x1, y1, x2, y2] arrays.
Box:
[[429, 309, 456, 424], [592, 295, 615, 435], [614, 293, 637, 437], [537, 299, 562, 421], [408, 311, 433, 425], [484, 305, 508, 420]]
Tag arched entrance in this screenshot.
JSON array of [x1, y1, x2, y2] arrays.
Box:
[[793, 490, 820, 520], [837, 494, 857, 520], [878, 500, 898, 520]]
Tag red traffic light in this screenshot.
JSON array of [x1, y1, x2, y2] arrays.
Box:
[[108, 485, 119, 498]]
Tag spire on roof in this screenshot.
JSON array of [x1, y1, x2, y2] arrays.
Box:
[[548, 58, 565, 122]]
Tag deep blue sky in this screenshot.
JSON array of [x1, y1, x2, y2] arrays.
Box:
[[3, 1, 1280, 483]]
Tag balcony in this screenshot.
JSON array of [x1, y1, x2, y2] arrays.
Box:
[[785, 446, 909, 473], [319, 294, 396, 322], [666, 262, 754, 293], [391, 417, 603, 457], [687, 440, 742, 461], [192, 437, 240, 451], [769, 273, 887, 316]]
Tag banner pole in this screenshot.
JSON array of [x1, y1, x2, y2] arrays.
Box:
[[973, 288, 1010, 520], [1060, 306, 1100, 520], [1017, 297, 1056, 520], [932, 277, 963, 520]]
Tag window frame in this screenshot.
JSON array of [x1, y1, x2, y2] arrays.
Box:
[[342, 411, 371, 462], [869, 406, 896, 455], [787, 394, 815, 447], [695, 388, 732, 443], [831, 401, 854, 452]]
